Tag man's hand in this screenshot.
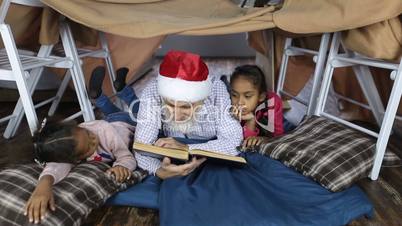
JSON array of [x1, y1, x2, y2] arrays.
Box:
[[25, 175, 55, 224], [242, 136, 270, 149], [106, 166, 132, 183], [156, 157, 206, 179], [154, 137, 189, 150]]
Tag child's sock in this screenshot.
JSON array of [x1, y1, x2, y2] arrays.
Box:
[[113, 67, 129, 92], [89, 66, 105, 99]]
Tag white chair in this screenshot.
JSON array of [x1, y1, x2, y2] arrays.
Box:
[[277, 32, 388, 125], [314, 31, 402, 180], [0, 0, 78, 136], [276, 33, 331, 115], [47, 26, 118, 120], [1, 0, 117, 138]]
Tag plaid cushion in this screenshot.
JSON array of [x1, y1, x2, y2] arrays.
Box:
[[0, 162, 147, 226], [260, 116, 401, 192]]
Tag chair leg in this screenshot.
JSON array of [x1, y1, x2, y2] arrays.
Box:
[[59, 22, 95, 121], [370, 59, 402, 180], [3, 45, 53, 138], [277, 33, 331, 116], [48, 70, 71, 116], [0, 24, 38, 135], [306, 33, 331, 116], [352, 65, 385, 126], [276, 38, 292, 96], [99, 31, 124, 108], [99, 32, 116, 87], [315, 32, 341, 116]]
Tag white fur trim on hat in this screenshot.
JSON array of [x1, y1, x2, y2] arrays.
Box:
[[157, 74, 212, 102]]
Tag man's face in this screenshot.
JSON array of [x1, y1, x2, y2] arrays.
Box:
[[162, 98, 203, 123], [161, 98, 204, 134]]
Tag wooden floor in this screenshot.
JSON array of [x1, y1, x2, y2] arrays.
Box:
[[0, 58, 401, 226]]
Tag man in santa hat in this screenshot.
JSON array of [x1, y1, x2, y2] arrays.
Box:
[[134, 50, 243, 179]]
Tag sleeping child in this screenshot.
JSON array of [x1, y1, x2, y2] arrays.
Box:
[[25, 66, 139, 224], [228, 65, 284, 149]]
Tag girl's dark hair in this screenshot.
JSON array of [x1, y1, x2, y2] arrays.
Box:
[[32, 120, 78, 165], [230, 65, 267, 93]]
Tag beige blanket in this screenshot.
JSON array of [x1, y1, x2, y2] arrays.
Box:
[[274, 0, 402, 33], [38, 0, 401, 60], [41, 0, 276, 38], [40, 0, 402, 38]]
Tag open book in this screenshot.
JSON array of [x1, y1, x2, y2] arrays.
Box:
[[133, 142, 247, 165]]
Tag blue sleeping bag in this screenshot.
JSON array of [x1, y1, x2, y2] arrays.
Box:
[[159, 152, 373, 226]]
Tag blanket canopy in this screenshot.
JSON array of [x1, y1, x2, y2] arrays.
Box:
[[37, 0, 401, 61], [40, 0, 401, 37], [2, 0, 401, 119]]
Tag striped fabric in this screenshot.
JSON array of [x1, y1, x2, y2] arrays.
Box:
[[0, 162, 147, 226], [260, 116, 401, 192]]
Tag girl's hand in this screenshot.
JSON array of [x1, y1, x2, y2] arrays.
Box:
[[242, 136, 270, 149], [230, 105, 241, 120], [25, 175, 55, 224], [107, 166, 132, 183], [231, 106, 254, 122], [241, 112, 255, 122]]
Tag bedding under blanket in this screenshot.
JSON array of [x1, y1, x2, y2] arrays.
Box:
[[159, 152, 373, 226]]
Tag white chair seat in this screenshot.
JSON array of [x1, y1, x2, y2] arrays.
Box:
[[0, 53, 72, 71], [52, 45, 108, 59]]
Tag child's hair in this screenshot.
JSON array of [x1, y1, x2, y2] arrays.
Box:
[[32, 120, 78, 164], [230, 65, 267, 93]]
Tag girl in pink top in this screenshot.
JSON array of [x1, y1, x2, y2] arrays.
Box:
[[25, 67, 138, 224], [229, 65, 284, 149]]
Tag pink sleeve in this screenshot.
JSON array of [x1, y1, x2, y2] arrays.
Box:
[[108, 133, 137, 172], [267, 92, 284, 137], [39, 163, 74, 185], [243, 125, 260, 138]]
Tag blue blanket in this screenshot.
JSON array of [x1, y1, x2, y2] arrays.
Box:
[[106, 136, 373, 225], [159, 152, 373, 226]]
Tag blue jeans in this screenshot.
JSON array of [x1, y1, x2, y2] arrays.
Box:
[[95, 86, 139, 125], [283, 117, 297, 133]]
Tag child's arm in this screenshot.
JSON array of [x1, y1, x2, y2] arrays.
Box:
[[230, 103, 259, 139], [267, 92, 284, 136], [106, 134, 137, 182], [40, 163, 74, 185], [24, 163, 73, 223], [109, 136, 136, 172], [24, 175, 55, 224], [243, 119, 260, 138], [242, 136, 270, 149]]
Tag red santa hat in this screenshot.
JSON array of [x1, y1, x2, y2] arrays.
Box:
[[157, 50, 212, 102]]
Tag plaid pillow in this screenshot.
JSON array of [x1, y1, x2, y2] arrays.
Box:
[[260, 116, 401, 192], [0, 162, 147, 226]]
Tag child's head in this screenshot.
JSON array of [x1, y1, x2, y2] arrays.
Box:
[[33, 121, 99, 164], [230, 65, 267, 115]]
